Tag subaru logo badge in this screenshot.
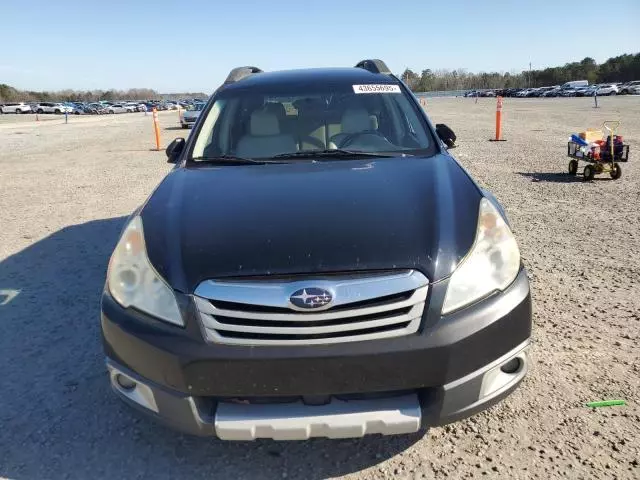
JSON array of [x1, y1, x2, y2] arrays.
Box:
[[289, 288, 333, 310]]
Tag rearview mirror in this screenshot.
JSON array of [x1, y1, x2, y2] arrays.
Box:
[[435, 124, 456, 149], [166, 138, 186, 162]]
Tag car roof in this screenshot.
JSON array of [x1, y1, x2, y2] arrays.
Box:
[[221, 67, 398, 91]]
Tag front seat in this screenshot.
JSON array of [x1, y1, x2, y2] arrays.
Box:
[[236, 110, 297, 158], [330, 108, 371, 148]]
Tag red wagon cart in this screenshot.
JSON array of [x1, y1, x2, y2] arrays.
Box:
[[567, 121, 630, 181]]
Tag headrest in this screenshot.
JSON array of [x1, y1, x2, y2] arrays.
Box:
[[341, 108, 370, 133], [250, 110, 280, 136], [264, 102, 286, 122]]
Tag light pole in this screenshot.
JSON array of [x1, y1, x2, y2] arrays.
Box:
[[529, 62, 532, 88]]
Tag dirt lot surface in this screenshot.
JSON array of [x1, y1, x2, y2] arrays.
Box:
[[1, 98, 639, 480]]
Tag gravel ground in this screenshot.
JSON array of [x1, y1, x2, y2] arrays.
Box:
[[1, 98, 639, 480]]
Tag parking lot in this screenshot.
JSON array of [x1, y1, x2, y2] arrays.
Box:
[[1, 97, 639, 479]]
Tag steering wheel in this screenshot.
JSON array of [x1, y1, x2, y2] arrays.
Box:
[[332, 130, 390, 149]]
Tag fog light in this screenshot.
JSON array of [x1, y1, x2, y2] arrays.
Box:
[[115, 374, 136, 391], [500, 357, 522, 374]]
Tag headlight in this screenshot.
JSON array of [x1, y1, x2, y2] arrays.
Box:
[[107, 216, 183, 326], [442, 198, 521, 314]]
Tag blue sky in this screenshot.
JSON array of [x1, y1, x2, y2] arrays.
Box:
[[2, 0, 639, 93]]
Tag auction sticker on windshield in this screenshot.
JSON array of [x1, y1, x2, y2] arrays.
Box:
[[353, 84, 401, 94]]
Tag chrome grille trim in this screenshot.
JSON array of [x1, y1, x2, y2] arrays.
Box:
[[193, 270, 428, 345]]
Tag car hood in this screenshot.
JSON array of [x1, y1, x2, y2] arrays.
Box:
[[140, 155, 482, 293], [183, 111, 201, 119]]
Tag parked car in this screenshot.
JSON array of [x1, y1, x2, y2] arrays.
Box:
[[72, 105, 90, 115], [533, 87, 554, 97], [102, 59, 532, 441], [0, 102, 32, 114], [596, 84, 619, 96], [144, 102, 161, 112], [541, 87, 561, 97], [573, 87, 590, 97], [180, 102, 204, 128], [126, 102, 146, 112], [106, 104, 128, 114], [87, 103, 108, 114], [35, 102, 73, 114], [558, 88, 576, 97], [121, 103, 137, 113], [559, 80, 588, 90], [619, 80, 640, 94]]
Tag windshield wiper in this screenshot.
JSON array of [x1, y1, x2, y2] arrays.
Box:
[[190, 155, 285, 165], [271, 149, 402, 160]]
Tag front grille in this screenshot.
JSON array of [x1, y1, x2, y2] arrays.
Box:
[[193, 270, 429, 345]]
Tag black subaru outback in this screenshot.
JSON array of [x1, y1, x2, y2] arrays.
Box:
[[101, 60, 532, 440]]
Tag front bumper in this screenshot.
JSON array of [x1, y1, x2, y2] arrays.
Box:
[[102, 269, 532, 439]]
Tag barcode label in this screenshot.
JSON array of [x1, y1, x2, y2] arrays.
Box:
[[353, 84, 401, 94]]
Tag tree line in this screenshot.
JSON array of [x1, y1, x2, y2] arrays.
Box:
[[3, 52, 638, 101], [0, 85, 208, 103], [401, 53, 640, 92]]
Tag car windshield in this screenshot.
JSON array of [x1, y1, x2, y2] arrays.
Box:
[[191, 82, 435, 161], [192, 103, 205, 111]]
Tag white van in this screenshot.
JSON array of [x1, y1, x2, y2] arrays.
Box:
[[560, 80, 588, 90]]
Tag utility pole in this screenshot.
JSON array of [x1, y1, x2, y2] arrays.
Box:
[[529, 62, 532, 88]]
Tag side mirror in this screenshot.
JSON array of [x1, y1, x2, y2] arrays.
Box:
[[435, 124, 456, 149], [166, 138, 186, 162]]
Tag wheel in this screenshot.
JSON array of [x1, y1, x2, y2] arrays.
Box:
[[15, 109, 21, 114], [568, 160, 578, 175], [54, 109, 61, 114], [181, 123, 188, 129], [37, 109, 44, 114], [610, 163, 622, 180], [610, 91, 617, 96], [583, 165, 595, 181]]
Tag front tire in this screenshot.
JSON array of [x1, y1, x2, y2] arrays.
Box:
[[37, 109, 44, 114], [54, 109, 61, 114], [568, 160, 578, 175], [583, 165, 595, 181], [610, 163, 622, 180]]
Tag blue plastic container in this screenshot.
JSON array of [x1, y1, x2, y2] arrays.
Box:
[[571, 134, 589, 147]]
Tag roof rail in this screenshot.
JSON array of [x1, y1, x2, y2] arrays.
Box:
[[224, 66, 263, 84], [355, 59, 391, 75]]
